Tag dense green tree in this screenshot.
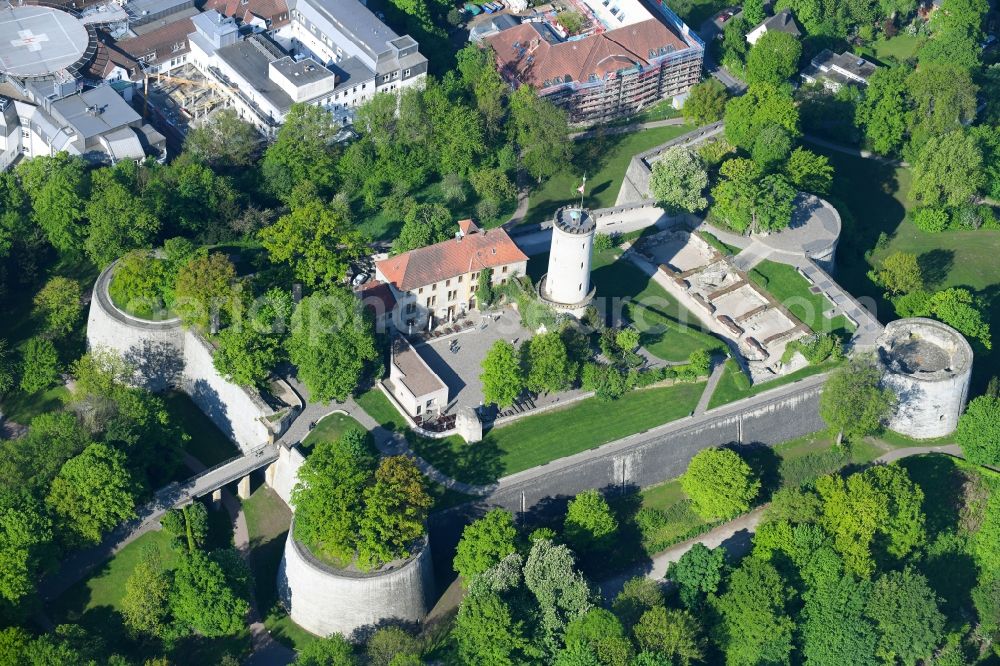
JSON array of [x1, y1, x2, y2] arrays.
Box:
[[173, 251, 239, 331], [712, 558, 795, 666], [875, 251, 923, 295], [259, 184, 364, 288], [120, 544, 171, 638], [295, 633, 358, 666], [287, 289, 378, 402], [632, 606, 703, 665], [261, 103, 341, 201], [183, 108, 261, 169], [800, 574, 878, 666], [865, 568, 945, 664], [564, 489, 618, 553], [161, 502, 209, 553], [681, 79, 728, 126], [85, 164, 160, 267], [784, 147, 833, 194], [526, 332, 573, 394], [665, 543, 726, 609], [819, 356, 896, 442], [0, 339, 14, 396], [910, 130, 985, 208], [16, 153, 88, 254], [0, 489, 52, 605], [454, 574, 539, 665], [213, 324, 281, 387], [856, 66, 911, 155], [920, 0, 988, 70], [745, 31, 802, 86], [719, 16, 751, 74], [563, 608, 633, 666], [0, 171, 28, 268], [956, 395, 1000, 466], [357, 456, 432, 569], [454, 509, 519, 584], [815, 465, 925, 576], [391, 201, 454, 254], [743, 0, 766, 25], [649, 148, 709, 213], [711, 158, 796, 233], [292, 429, 375, 564], [751, 125, 793, 172], [108, 250, 171, 314], [611, 577, 663, 629], [33, 277, 82, 338], [366, 626, 421, 666], [0, 411, 91, 492], [19, 336, 60, 394], [907, 64, 977, 154], [477, 267, 494, 308], [523, 539, 593, 652], [151, 155, 239, 236], [724, 84, 800, 150], [680, 448, 760, 520], [46, 443, 136, 546], [481, 340, 524, 408], [928, 287, 992, 349], [510, 86, 572, 183], [171, 551, 249, 637]]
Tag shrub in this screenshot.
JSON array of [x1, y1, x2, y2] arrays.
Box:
[[911, 207, 950, 233], [594, 233, 613, 251], [688, 349, 711, 376], [19, 337, 60, 394]]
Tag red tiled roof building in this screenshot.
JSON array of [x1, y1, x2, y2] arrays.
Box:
[[485, 0, 703, 123]]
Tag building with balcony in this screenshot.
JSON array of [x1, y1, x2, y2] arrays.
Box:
[[484, 0, 703, 123]]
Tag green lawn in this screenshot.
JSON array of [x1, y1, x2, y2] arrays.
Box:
[[242, 486, 318, 652], [51, 527, 250, 663], [872, 34, 924, 63], [300, 411, 365, 453], [1, 384, 70, 424], [524, 124, 693, 225], [355, 388, 408, 433], [820, 147, 1000, 392], [631, 431, 912, 556], [165, 392, 241, 467], [529, 248, 725, 362], [748, 260, 856, 336], [706, 357, 841, 410]]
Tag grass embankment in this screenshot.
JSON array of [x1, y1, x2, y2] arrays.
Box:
[[51, 519, 249, 663], [630, 431, 915, 557], [524, 124, 693, 225], [706, 357, 841, 410], [299, 411, 365, 454], [820, 148, 1000, 391], [242, 486, 318, 652], [404, 381, 706, 485], [748, 259, 856, 336]]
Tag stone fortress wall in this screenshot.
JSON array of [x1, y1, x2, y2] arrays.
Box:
[[86, 262, 274, 452], [277, 526, 435, 638], [878, 318, 973, 439]]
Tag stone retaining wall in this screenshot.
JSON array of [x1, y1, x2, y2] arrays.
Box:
[[86, 263, 275, 452], [277, 530, 435, 638]]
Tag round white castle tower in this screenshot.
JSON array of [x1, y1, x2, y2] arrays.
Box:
[[538, 207, 597, 317]]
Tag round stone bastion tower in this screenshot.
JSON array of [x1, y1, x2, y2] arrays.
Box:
[[538, 207, 597, 318], [277, 527, 435, 638], [876, 318, 973, 440]]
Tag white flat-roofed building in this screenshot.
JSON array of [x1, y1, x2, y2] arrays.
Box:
[[387, 336, 449, 419]]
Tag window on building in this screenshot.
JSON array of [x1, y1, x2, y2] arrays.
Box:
[[426, 399, 434, 408], [445, 279, 451, 286], [418, 287, 423, 294], [416, 404, 422, 415], [432, 283, 437, 291], [458, 275, 463, 283], [404, 68, 410, 76], [502, 266, 508, 273]]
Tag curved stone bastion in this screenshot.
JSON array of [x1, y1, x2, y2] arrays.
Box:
[[86, 262, 279, 451], [877, 317, 973, 439], [276, 528, 435, 637]]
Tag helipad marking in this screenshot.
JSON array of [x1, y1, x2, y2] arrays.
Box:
[[11, 29, 49, 52]]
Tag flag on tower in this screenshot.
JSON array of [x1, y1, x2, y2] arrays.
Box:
[[576, 175, 586, 194]]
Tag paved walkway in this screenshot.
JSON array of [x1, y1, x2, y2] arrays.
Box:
[[598, 443, 968, 599], [803, 135, 908, 167], [569, 117, 687, 140], [731, 240, 772, 272], [694, 362, 727, 416]]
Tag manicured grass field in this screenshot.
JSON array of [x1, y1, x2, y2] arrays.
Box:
[[748, 259, 856, 336], [242, 486, 318, 652], [355, 388, 408, 432], [524, 124, 693, 225], [165, 392, 241, 467], [300, 411, 365, 453], [706, 357, 841, 410], [872, 34, 924, 62], [51, 526, 250, 663]]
